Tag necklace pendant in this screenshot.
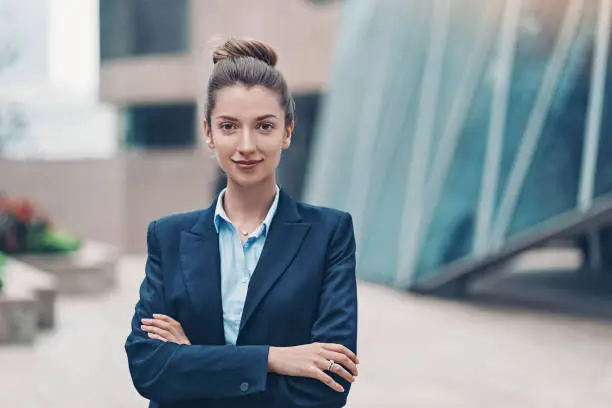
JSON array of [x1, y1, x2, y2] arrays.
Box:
[[241, 231, 249, 237]]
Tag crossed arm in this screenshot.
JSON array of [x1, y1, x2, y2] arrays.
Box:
[[126, 214, 358, 406]]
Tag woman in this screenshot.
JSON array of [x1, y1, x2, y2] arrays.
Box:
[[125, 38, 359, 408]]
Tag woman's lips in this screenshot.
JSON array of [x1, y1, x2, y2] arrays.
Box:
[[234, 159, 263, 170]]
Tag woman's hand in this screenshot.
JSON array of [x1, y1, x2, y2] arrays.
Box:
[[141, 314, 191, 345], [268, 343, 359, 392]]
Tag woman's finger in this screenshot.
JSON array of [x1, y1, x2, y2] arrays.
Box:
[[322, 343, 359, 364], [314, 368, 344, 393], [322, 350, 359, 377], [141, 324, 175, 342], [152, 314, 178, 324], [317, 357, 355, 384], [147, 333, 167, 342], [141, 318, 173, 332]]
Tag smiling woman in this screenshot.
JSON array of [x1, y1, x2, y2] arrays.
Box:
[[205, 84, 292, 191], [125, 38, 360, 408]]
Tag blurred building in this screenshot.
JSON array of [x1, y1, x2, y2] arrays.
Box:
[[305, 0, 612, 291], [0, 0, 123, 251], [0, 0, 341, 254], [0, 0, 115, 159], [98, 0, 341, 251]]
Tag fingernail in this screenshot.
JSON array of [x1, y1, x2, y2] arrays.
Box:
[[153, 314, 162, 318], [141, 318, 150, 323]]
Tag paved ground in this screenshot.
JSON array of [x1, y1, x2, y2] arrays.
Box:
[[1, 255, 612, 407]]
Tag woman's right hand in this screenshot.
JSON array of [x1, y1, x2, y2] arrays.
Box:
[[267, 343, 359, 392]]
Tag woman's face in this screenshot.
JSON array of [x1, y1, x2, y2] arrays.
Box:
[[204, 84, 293, 188]]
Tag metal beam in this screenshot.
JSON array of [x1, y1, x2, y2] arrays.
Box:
[[344, 0, 400, 245], [351, 1, 427, 248], [578, 0, 611, 212], [396, 2, 502, 287], [396, 0, 451, 285], [492, 0, 585, 246], [473, 0, 523, 255]]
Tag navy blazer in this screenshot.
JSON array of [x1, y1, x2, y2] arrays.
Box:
[[125, 190, 358, 408]]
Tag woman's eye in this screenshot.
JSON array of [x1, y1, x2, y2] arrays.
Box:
[[258, 122, 274, 131], [219, 123, 236, 132]]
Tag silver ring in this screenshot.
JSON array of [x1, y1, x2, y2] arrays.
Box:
[[327, 360, 335, 371]]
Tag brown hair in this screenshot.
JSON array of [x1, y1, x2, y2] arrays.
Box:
[[206, 38, 295, 125]]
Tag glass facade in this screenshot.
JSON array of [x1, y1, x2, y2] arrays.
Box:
[[123, 103, 197, 149], [305, 0, 612, 288], [277, 92, 322, 200], [100, 0, 189, 61]]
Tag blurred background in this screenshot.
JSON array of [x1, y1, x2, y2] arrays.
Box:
[[1, 0, 612, 406]]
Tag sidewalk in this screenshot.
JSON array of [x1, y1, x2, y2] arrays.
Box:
[[1, 256, 611, 407]]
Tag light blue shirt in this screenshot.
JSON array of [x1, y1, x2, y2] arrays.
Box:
[[214, 186, 280, 345]]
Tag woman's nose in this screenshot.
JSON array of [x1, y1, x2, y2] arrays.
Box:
[[237, 131, 256, 153]]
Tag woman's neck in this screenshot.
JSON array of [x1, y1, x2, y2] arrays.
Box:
[[223, 178, 277, 223]]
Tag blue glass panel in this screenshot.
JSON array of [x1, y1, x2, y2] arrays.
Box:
[[494, 0, 571, 217], [414, 45, 495, 279], [594, 45, 612, 198], [505, 2, 595, 237], [354, 2, 432, 285]]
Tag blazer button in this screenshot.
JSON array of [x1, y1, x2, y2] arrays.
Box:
[[240, 382, 249, 392]]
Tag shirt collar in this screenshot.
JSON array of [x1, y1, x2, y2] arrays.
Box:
[[214, 185, 280, 236]]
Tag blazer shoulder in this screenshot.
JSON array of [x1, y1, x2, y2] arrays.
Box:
[[149, 210, 205, 236], [295, 201, 352, 227]]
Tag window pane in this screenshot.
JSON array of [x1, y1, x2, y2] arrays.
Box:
[[494, 0, 572, 216], [415, 21, 498, 280], [504, 1, 595, 238], [124, 103, 196, 149], [100, 0, 189, 61], [277, 93, 321, 200]]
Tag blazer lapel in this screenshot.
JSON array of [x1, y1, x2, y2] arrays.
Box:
[[179, 202, 225, 344], [239, 191, 311, 334]]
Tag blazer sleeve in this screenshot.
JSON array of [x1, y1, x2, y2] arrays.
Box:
[[125, 220, 270, 404], [273, 212, 358, 408]]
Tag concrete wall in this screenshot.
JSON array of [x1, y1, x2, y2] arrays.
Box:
[[123, 148, 216, 253], [99, 55, 197, 104], [0, 151, 217, 253], [190, 0, 342, 93], [0, 158, 125, 248]]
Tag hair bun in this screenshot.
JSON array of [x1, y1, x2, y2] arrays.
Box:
[[212, 38, 278, 68]]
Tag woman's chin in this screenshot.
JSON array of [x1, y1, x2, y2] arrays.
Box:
[[227, 172, 270, 188]]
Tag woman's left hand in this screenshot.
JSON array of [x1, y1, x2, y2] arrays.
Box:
[[141, 314, 191, 345]]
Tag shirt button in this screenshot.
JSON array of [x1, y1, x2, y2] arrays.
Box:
[[240, 382, 249, 392], [241, 277, 248, 284]]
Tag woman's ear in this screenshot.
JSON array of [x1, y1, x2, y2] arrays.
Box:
[[282, 121, 294, 150], [203, 120, 214, 150]]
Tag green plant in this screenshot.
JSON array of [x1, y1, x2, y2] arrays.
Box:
[[0, 251, 5, 292], [0, 194, 81, 254]]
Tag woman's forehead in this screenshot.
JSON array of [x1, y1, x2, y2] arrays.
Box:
[[213, 85, 284, 118]]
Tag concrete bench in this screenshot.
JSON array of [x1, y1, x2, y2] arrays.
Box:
[[0, 258, 58, 344], [15, 241, 119, 295]]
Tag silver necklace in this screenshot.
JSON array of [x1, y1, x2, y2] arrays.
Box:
[[238, 219, 263, 237]]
